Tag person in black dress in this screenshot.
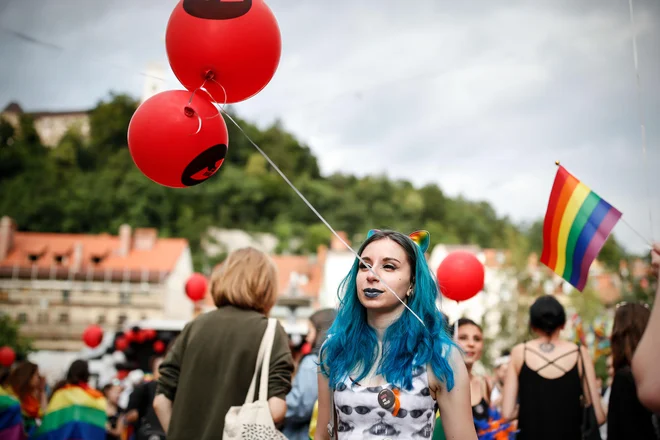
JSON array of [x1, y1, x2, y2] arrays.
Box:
[[607, 302, 658, 440], [102, 380, 125, 440], [501, 296, 605, 440]]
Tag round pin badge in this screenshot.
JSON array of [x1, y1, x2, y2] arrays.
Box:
[[377, 389, 396, 410]]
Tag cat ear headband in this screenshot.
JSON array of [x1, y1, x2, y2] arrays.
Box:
[[366, 229, 430, 254]]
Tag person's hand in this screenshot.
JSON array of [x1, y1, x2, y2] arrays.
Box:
[[651, 244, 660, 273]]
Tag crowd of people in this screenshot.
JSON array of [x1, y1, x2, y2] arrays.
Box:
[[1, 231, 659, 440]]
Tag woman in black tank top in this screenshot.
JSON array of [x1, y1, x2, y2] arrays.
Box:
[[501, 296, 605, 440]]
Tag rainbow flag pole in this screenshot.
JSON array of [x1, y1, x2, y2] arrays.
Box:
[[540, 162, 622, 291]]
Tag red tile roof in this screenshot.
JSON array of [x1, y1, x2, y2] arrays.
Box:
[[0, 230, 188, 281]]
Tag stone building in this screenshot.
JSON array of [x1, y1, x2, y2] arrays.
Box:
[[1, 102, 91, 147], [0, 216, 194, 351]]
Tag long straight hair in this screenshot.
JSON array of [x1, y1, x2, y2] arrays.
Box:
[[319, 230, 456, 391]]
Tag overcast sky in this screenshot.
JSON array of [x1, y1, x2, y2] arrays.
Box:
[[1, 0, 658, 254]]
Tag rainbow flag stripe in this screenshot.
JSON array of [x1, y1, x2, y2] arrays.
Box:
[[540, 166, 621, 291], [32, 386, 106, 440], [0, 386, 24, 440]]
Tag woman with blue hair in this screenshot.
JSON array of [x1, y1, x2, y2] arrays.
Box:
[[315, 229, 477, 439]]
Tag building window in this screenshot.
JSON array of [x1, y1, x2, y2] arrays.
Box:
[[62, 290, 70, 304], [58, 313, 69, 324], [37, 312, 49, 324], [17, 313, 27, 323], [97, 315, 106, 325], [120, 291, 131, 305], [117, 314, 127, 326]]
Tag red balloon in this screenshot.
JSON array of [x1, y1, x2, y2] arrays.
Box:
[[123, 330, 136, 342], [153, 340, 166, 354], [436, 251, 485, 302], [143, 329, 157, 341], [0, 346, 16, 367], [127, 90, 229, 188], [166, 0, 282, 104], [134, 331, 147, 344], [115, 337, 129, 352], [82, 325, 104, 348], [185, 272, 208, 302]]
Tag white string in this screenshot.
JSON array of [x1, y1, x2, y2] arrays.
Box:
[[620, 216, 653, 249], [628, 0, 654, 240], [214, 103, 425, 326]]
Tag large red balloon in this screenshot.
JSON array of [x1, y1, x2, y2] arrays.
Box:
[[127, 90, 229, 188], [0, 346, 16, 367], [166, 0, 282, 104], [436, 251, 485, 302], [186, 272, 208, 302], [82, 325, 104, 348]]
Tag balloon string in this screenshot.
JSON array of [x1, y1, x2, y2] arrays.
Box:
[[628, 0, 654, 240], [187, 80, 209, 135], [200, 85, 425, 326]]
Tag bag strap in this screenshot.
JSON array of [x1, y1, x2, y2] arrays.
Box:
[[244, 318, 277, 404], [577, 343, 592, 407], [258, 318, 277, 402]]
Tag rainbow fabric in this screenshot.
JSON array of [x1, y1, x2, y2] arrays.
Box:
[[31, 385, 106, 440], [540, 166, 622, 291], [0, 386, 25, 440], [475, 408, 517, 440]]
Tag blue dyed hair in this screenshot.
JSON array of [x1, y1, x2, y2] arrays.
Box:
[[320, 230, 456, 391]]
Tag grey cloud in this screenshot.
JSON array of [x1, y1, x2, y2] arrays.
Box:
[[0, 0, 658, 253]]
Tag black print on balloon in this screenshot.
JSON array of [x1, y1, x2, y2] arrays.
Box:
[[183, 0, 252, 20], [181, 144, 227, 186]]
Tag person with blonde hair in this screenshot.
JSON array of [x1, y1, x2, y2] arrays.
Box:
[[154, 247, 294, 440]]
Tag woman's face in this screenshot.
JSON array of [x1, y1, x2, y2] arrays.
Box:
[[457, 324, 484, 366], [356, 238, 412, 312], [29, 370, 40, 390], [105, 385, 121, 404]]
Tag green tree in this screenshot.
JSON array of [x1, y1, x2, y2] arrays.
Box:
[[0, 314, 34, 361]]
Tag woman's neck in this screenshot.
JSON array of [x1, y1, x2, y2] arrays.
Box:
[[466, 363, 474, 376], [538, 330, 561, 343], [367, 306, 405, 340]]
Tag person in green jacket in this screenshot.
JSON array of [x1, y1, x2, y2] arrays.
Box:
[[154, 247, 295, 440]]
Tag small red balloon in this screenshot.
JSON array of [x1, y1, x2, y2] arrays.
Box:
[[436, 251, 485, 302], [82, 325, 104, 348], [153, 340, 166, 354], [143, 329, 157, 340], [123, 330, 136, 342], [134, 331, 147, 344], [115, 337, 129, 352], [165, 0, 282, 104], [0, 346, 16, 367], [185, 272, 208, 302], [127, 90, 229, 188]]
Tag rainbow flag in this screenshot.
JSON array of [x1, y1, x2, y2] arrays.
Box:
[[540, 166, 621, 291], [0, 386, 25, 440], [31, 385, 106, 440]]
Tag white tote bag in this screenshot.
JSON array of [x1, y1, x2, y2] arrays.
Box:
[[223, 318, 288, 440]]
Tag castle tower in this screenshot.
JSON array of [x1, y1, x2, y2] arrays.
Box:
[[141, 62, 166, 103]]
